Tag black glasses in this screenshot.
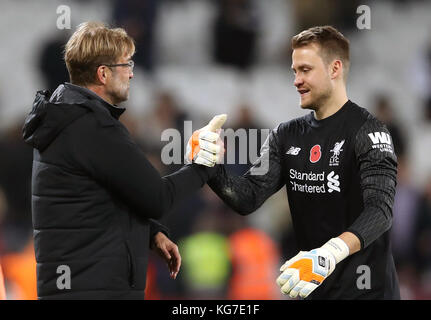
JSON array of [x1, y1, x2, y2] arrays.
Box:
[[104, 60, 134, 71]]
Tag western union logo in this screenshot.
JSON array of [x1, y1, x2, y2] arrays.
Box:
[[368, 132, 391, 145], [367, 132, 393, 154]]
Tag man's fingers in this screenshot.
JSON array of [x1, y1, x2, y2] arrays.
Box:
[[199, 131, 219, 143], [277, 268, 294, 286], [160, 246, 171, 260], [166, 246, 181, 279], [199, 139, 220, 154], [280, 262, 289, 272], [197, 149, 219, 163], [194, 156, 216, 167], [170, 247, 181, 279], [279, 269, 300, 295], [276, 269, 290, 287], [207, 114, 227, 132], [289, 280, 307, 299], [185, 114, 227, 165], [299, 282, 319, 298], [279, 257, 296, 272]]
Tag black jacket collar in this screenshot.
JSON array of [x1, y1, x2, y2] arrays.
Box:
[[63, 83, 126, 120], [23, 83, 126, 151]]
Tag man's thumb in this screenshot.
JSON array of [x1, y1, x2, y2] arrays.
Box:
[[207, 114, 227, 132]]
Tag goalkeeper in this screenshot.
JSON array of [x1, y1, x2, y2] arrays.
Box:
[[189, 26, 400, 299]]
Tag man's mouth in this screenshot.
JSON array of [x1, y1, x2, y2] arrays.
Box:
[[297, 88, 310, 97]]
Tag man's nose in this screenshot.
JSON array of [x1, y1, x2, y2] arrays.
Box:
[[129, 71, 134, 79], [294, 75, 303, 87]]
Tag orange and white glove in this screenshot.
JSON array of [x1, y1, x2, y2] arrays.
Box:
[[185, 114, 227, 167], [276, 237, 349, 299]]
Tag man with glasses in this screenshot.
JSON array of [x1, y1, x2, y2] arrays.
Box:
[[22, 22, 223, 299], [92, 60, 135, 106]]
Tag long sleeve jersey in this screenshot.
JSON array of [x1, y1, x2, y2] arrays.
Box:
[[209, 100, 400, 299]]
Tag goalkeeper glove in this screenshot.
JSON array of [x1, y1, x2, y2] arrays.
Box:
[[185, 114, 227, 167], [276, 237, 349, 299]]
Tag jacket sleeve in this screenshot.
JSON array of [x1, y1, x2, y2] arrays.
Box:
[[70, 115, 215, 220], [347, 117, 398, 249], [149, 219, 170, 237], [208, 126, 285, 214], [149, 218, 171, 248]]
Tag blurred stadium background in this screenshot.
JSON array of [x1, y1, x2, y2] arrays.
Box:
[[0, 0, 431, 300]]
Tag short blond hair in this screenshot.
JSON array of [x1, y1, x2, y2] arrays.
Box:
[[292, 26, 350, 81], [64, 21, 135, 86]]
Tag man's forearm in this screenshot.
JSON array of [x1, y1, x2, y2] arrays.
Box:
[[209, 127, 285, 215], [208, 165, 262, 214]]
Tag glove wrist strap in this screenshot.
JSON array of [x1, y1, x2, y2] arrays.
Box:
[[322, 237, 350, 264]]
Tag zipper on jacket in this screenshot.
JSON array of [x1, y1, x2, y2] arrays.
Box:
[[125, 240, 136, 288]]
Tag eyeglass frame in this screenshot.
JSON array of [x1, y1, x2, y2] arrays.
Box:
[[102, 60, 134, 71]]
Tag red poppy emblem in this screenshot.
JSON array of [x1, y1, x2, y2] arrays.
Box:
[[310, 144, 321, 163]]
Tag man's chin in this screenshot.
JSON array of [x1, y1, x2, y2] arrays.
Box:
[[118, 90, 130, 103], [299, 100, 315, 110], [112, 95, 129, 105]]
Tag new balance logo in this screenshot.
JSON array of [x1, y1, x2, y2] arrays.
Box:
[[368, 132, 391, 145], [327, 171, 340, 193], [286, 146, 301, 155]]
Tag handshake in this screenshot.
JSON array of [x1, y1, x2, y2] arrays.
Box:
[[185, 114, 227, 167]]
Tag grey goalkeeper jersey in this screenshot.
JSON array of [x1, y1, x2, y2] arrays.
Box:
[[208, 100, 400, 299]]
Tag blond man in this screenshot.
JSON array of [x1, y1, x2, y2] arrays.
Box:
[[22, 22, 222, 299], [207, 26, 400, 299]]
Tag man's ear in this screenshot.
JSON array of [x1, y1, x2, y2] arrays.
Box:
[[330, 59, 343, 80], [95, 65, 109, 85]]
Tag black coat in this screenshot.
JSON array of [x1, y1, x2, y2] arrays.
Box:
[[23, 83, 213, 299]]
